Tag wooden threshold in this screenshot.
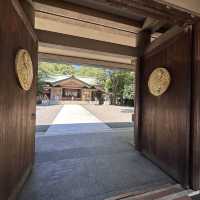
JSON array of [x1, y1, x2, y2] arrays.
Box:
[[105, 184, 192, 200]]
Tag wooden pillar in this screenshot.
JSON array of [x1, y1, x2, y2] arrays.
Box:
[[191, 22, 200, 190], [134, 30, 151, 150]]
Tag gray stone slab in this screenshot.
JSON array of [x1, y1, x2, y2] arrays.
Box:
[[19, 130, 174, 200]]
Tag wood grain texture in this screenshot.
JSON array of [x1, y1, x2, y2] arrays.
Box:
[[64, 0, 198, 25], [140, 28, 192, 187], [11, 0, 37, 42], [0, 1, 37, 199], [36, 29, 139, 57], [33, 0, 143, 28], [134, 30, 151, 150], [191, 22, 200, 190]]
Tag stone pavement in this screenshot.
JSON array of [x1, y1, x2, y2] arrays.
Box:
[[19, 104, 173, 200], [19, 131, 174, 200], [46, 105, 112, 136]]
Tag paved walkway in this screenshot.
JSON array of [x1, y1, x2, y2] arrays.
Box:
[[46, 105, 111, 136], [19, 129, 173, 200], [19, 104, 173, 200]]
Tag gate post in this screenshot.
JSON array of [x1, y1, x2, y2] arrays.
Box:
[[134, 30, 151, 150]]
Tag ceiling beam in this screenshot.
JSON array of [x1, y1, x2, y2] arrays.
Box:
[[35, 11, 137, 46], [64, 0, 198, 25], [33, 0, 143, 28], [154, 0, 200, 17], [38, 53, 135, 70], [36, 29, 139, 57]]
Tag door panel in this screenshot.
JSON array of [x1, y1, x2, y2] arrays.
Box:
[[140, 28, 192, 186], [0, 1, 37, 199]]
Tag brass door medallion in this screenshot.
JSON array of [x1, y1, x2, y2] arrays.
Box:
[[15, 49, 33, 91], [148, 68, 171, 96]]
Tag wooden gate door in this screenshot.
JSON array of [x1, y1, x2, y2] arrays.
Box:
[[137, 27, 192, 187], [0, 1, 37, 199]]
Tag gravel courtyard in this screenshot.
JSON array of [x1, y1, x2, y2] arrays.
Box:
[[83, 104, 134, 128]]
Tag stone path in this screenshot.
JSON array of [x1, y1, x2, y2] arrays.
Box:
[[46, 105, 111, 136], [19, 104, 174, 200], [19, 132, 174, 200]]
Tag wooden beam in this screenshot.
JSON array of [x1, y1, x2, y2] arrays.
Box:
[[33, 0, 143, 28], [65, 0, 198, 25], [11, 0, 37, 42], [35, 11, 137, 46], [155, 0, 200, 17], [36, 29, 139, 57], [145, 26, 184, 55], [142, 17, 168, 33], [19, 0, 35, 26], [38, 53, 135, 70], [134, 29, 151, 151], [143, 17, 160, 30]]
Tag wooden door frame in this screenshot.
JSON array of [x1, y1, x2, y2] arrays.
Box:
[[12, 0, 200, 193], [190, 22, 200, 190]]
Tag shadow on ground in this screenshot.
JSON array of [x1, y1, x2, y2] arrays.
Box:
[[36, 122, 133, 132], [20, 124, 173, 200]]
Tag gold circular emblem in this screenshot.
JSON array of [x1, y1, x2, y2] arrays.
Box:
[[148, 68, 171, 96], [15, 49, 33, 91]]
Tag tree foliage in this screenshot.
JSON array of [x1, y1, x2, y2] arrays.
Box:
[[123, 84, 134, 100], [37, 68, 47, 96], [105, 71, 135, 104], [39, 62, 75, 75], [75, 66, 107, 86]]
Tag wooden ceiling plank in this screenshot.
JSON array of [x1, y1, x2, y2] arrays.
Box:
[[35, 12, 137, 46], [33, 0, 143, 28], [154, 0, 200, 17], [65, 0, 197, 25], [34, 3, 140, 33]]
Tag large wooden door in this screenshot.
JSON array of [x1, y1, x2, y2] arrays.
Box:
[[137, 27, 192, 187], [0, 1, 37, 199]]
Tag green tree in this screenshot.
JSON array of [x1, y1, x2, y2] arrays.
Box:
[[123, 84, 134, 100], [75, 66, 104, 77], [105, 70, 135, 105], [123, 72, 135, 100], [75, 66, 108, 86], [37, 68, 47, 96], [39, 62, 75, 75]]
